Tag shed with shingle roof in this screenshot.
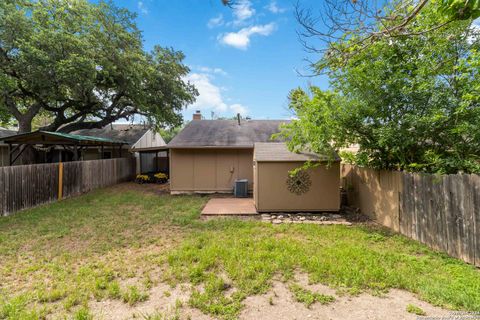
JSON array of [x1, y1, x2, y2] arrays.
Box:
[[253, 142, 340, 213], [168, 119, 288, 148], [168, 116, 289, 194], [167, 114, 340, 209], [253, 142, 338, 162]]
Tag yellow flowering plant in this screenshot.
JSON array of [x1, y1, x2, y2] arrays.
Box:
[[154, 172, 168, 183], [135, 174, 150, 184]]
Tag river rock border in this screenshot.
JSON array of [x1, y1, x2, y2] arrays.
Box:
[[260, 213, 352, 225]]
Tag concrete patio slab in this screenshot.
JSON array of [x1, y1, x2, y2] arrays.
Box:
[[201, 198, 258, 216]]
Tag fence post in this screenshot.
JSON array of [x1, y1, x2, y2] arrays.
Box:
[[58, 162, 63, 200]]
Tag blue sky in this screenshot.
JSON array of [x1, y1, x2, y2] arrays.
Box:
[[111, 0, 328, 121]]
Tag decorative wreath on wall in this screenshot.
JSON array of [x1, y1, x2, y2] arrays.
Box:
[[286, 170, 312, 195]]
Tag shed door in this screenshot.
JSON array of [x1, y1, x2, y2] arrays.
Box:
[[193, 150, 216, 190], [216, 150, 237, 190]]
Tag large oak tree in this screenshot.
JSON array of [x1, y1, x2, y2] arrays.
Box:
[[0, 0, 198, 133]]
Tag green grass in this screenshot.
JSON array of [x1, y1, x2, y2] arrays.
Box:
[[166, 220, 480, 318], [0, 184, 207, 319], [0, 183, 479, 319], [73, 307, 93, 320], [121, 285, 149, 306], [289, 283, 335, 308], [406, 304, 427, 316]]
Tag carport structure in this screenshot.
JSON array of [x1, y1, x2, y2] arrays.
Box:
[[130, 145, 170, 174], [3, 130, 127, 165]]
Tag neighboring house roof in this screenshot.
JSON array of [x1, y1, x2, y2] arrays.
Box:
[[3, 131, 127, 146], [0, 128, 17, 140], [168, 120, 289, 148], [73, 124, 149, 147], [254, 142, 340, 162]]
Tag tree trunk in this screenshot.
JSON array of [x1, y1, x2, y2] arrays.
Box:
[[18, 120, 32, 134], [15, 118, 36, 165]]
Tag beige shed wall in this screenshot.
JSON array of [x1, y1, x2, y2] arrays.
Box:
[[170, 148, 253, 193], [254, 161, 340, 212]]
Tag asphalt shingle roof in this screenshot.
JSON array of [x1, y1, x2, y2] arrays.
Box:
[[73, 125, 148, 147], [254, 142, 340, 162], [167, 120, 289, 148], [0, 128, 17, 140]]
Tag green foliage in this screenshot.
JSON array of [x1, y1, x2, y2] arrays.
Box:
[[0, 109, 11, 127], [281, 6, 480, 174], [338, 151, 356, 165], [159, 125, 185, 143], [436, 0, 480, 20], [0, 0, 197, 132], [274, 89, 344, 163]]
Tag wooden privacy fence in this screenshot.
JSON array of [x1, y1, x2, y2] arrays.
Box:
[[341, 164, 480, 266], [0, 158, 135, 216]]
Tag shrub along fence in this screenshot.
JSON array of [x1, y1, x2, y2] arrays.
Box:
[[341, 164, 480, 267], [0, 158, 135, 216]]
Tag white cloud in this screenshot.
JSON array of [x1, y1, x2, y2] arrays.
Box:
[[185, 73, 227, 112], [197, 66, 228, 76], [208, 14, 224, 29], [266, 1, 286, 14], [230, 103, 248, 116], [233, 0, 255, 23], [137, 1, 148, 14], [219, 23, 276, 50], [185, 73, 248, 116]]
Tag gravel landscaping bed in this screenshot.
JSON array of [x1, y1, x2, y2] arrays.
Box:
[[260, 212, 353, 225]]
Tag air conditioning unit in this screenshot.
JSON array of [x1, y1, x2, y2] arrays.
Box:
[[234, 179, 249, 198]]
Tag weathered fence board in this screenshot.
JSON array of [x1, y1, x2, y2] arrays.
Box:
[[342, 164, 480, 267], [473, 175, 480, 266], [61, 158, 135, 199], [0, 158, 135, 216], [0, 163, 59, 216]]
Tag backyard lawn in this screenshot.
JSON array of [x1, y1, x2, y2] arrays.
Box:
[[1, 183, 480, 320]]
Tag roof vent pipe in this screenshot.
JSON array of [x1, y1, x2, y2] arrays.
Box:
[[237, 113, 241, 125]]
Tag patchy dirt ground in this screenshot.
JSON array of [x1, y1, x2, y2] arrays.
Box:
[[90, 282, 211, 320], [89, 273, 449, 320], [240, 274, 449, 320]]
